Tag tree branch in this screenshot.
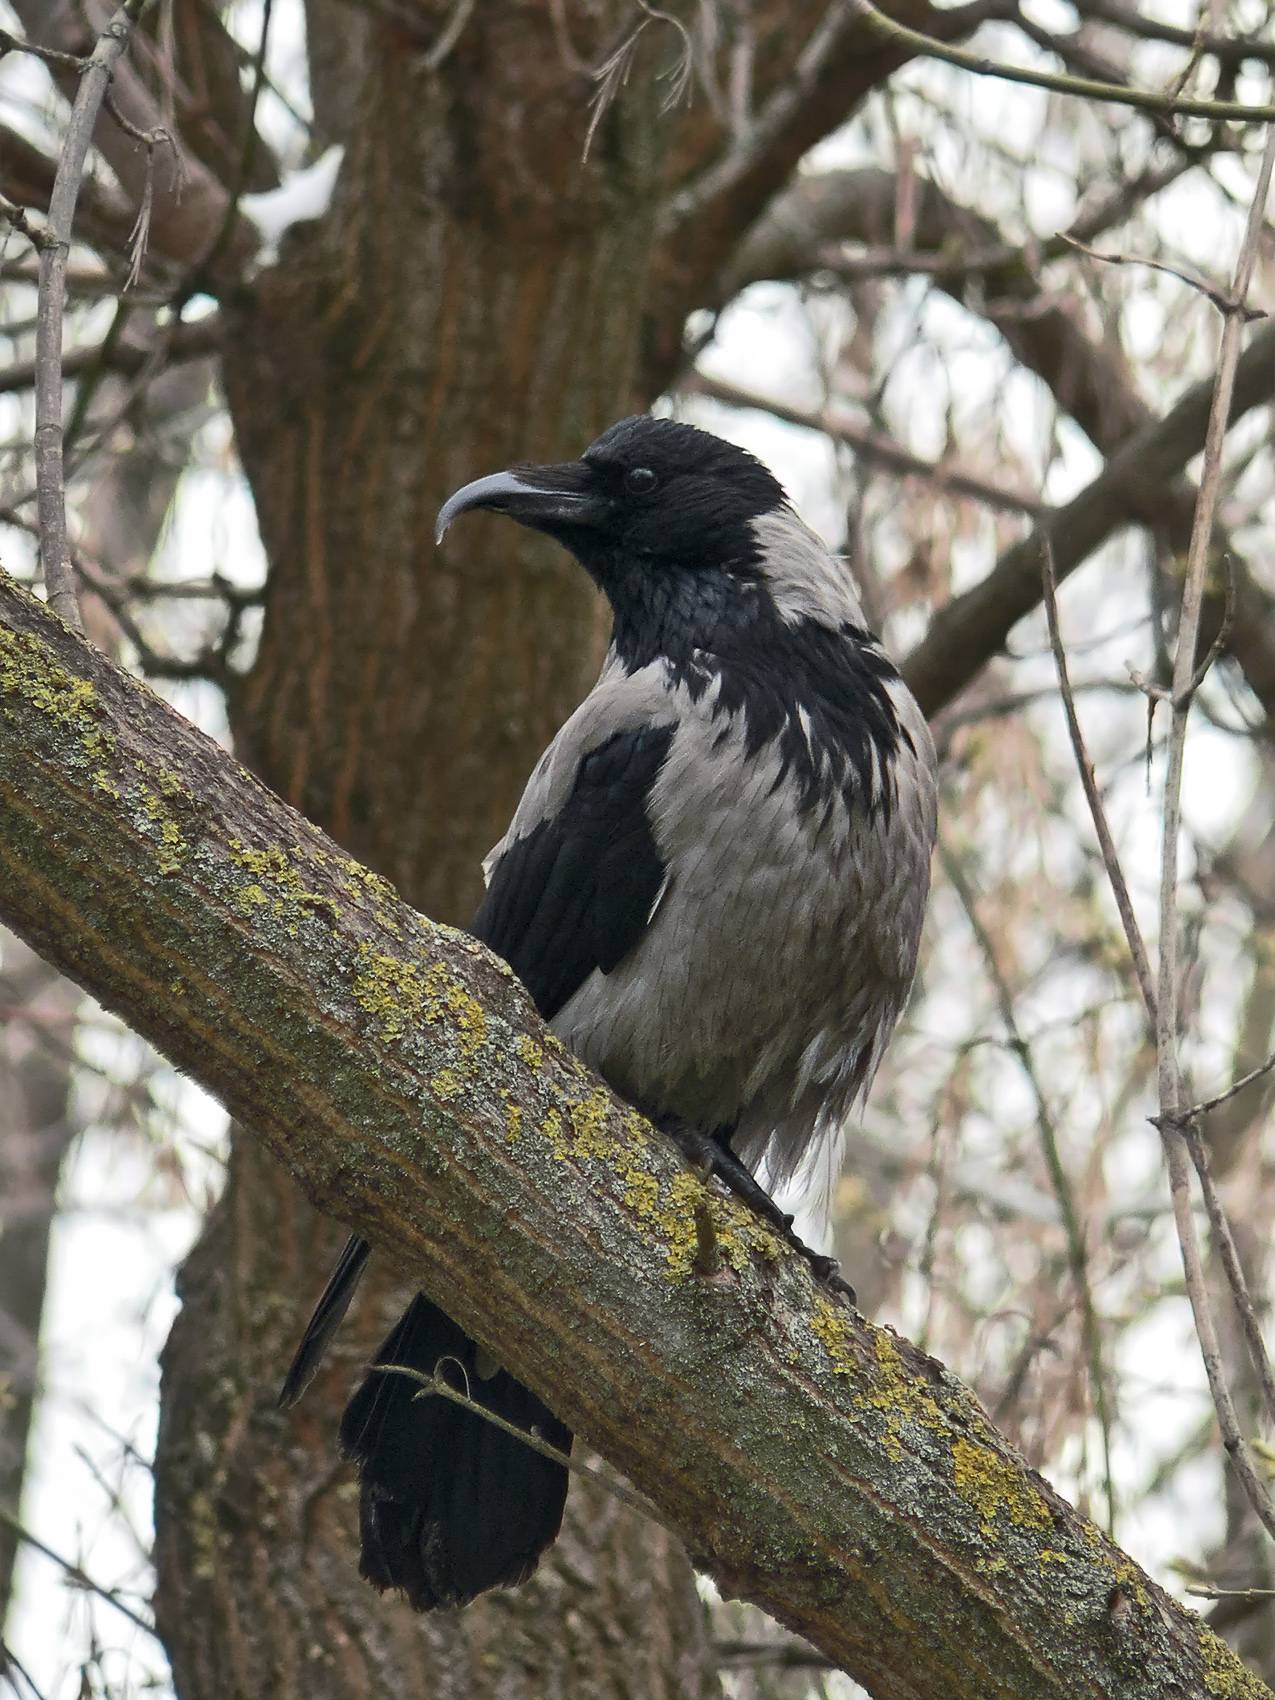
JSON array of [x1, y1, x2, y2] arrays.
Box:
[[9, 0, 249, 278], [679, 370, 1044, 515], [0, 574, 1263, 1699], [0, 313, 222, 397], [901, 317, 1275, 719]]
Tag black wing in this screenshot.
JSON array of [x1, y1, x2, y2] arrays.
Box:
[[471, 723, 676, 1021]]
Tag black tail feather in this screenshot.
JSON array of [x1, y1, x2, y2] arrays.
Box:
[[339, 1295, 573, 1610], [279, 1232, 371, 1410]]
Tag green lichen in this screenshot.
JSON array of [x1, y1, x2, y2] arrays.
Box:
[[951, 1435, 1050, 1534]]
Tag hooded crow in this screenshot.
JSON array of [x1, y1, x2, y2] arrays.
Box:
[[280, 414, 937, 1611]]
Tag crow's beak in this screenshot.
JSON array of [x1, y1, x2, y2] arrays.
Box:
[[435, 462, 609, 545]]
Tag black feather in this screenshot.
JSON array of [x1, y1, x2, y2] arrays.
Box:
[[339, 1296, 572, 1610], [279, 1232, 370, 1409], [472, 722, 676, 1020]]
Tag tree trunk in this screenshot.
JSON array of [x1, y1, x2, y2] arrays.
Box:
[[0, 935, 79, 1630]]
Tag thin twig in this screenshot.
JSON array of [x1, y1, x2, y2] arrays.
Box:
[[1180, 1046, 1275, 1119], [0, 29, 86, 73], [1042, 541, 1157, 1025], [1179, 1121, 1275, 1434], [0, 1503, 156, 1638], [34, 0, 147, 632], [0, 195, 53, 253], [941, 838, 1117, 1533], [851, 0, 1275, 124], [378, 1360, 683, 1536], [681, 371, 1045, 516], [422, 0, 478, 70], [1186, 1582, 1275, 1600], [1155, 115, 1275, 1542], [1178, 552, 1236, 708], [1057, 233, 1267, 321]]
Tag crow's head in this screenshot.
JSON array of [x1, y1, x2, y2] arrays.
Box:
[[437, 415, 785, 566], [436, 414, 866, 659]]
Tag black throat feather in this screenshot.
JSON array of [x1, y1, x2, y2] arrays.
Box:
[[599, 547, 912, 823]]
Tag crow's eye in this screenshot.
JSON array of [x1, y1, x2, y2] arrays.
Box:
[[625, 466, 658, 495]]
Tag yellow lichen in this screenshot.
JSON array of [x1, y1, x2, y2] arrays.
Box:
[[351, 943, 425, 1040], [340, 857, 403, 930], [505, 1104, 522, 1143], [624, 1167, 660, 1215], [0, 621, 116, 793], [228, 839, 340, 931], [0, 625, 97, 727], [810, 1296, 857, 1375], [850, 1331, 951, 1462], [951, 1436, 1050, 1534], [1200, 1625, 1271, 1696], [543, 1107, 567, 1158], [423, 965, 487, 1055], [517, 1033, 545, 1071], [567, 1088, 617, 1160], [430, 1067, 463, 1101]]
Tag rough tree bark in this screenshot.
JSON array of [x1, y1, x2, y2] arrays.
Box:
[[0, 934, 79, 1631], [2, 569, 1268, 1700]]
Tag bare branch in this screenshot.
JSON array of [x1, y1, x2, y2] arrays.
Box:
[[1183, 1048, 1275, 1120], [35, 0, 149, 632], [0, 314, 221, 397], [1179, 1121, 1275, 1436], [1075, 0, 1275, 68], [680, 370, 1045, 515], [901, 316, 1275, 719], [847, 0, 1275, 123], [1042, 542, 1158, 1025], [940, 838, 1116, 1533], [9, 0, 246, 277], [1057, 233, 1267, 322], [0, 1502, 156, 1639], [1155, 119, 1275, 1541]]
